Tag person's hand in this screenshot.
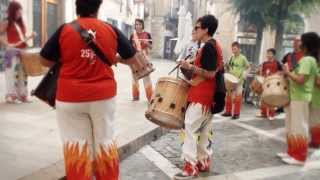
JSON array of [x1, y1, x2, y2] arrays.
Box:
[[283, 64, 290, 75], [179, 61, 192, 70]]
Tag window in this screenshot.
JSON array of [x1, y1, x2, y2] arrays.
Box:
[[33, 0, 61, 47]]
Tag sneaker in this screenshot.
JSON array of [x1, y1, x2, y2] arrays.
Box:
[[281, 157, 304, 166], [173, 162, 199, 180], [197, 159, 211, 172], [277, 152, 290, 159], [221, 112, 232, 117], [231, 115, 239, 120]]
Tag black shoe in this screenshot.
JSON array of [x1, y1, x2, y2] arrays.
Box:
[[221, 112, 232, 117], [231, 115, 239, 120]]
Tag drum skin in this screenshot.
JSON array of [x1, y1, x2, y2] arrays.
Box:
[[261, 74, 289, 107], [224, 73, 239, 92], [145, 77, 190, 129]]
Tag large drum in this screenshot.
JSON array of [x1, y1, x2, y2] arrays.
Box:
[[145, 77, 190, 129], [250, 76, 264, 95], [20, 52, 48, 76], [261, 74, 289, 107], [224, 73, 239, 91], [130, 52, 154, 81]]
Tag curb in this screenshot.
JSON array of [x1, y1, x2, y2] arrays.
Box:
[[18, 126, 168, 180]]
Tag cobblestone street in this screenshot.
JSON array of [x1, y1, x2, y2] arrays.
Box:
[[121, 105, 320, 180]]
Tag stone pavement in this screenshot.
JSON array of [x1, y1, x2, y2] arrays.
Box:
[[0, 59, 176, 180], [118, 105, 320, 180]]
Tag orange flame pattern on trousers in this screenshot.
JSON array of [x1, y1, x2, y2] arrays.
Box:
[[64, 142, 119, 180], [94, 143, 120, 180], [64, 143, 93, 180], [287, 134, 308, 161]]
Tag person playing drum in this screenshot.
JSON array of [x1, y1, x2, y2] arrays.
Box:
[[222, 42, 249, 119], [279, 32, 319, 165], [129, 19, 153, 102], [310, 60, 320, 149], [256, 48, 282, 120], [173, 15, 223, 179]]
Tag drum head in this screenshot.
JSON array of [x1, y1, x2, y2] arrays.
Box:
[[224, 73, 239, 83], [145, 110, 184, 129]]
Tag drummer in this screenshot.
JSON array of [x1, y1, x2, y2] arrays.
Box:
[[222, 42, 249, 119], [257, 48, 282, 120], [173, 15, 222, 179], [279, 32, 319, 165]]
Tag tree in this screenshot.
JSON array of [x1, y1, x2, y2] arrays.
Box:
[[230, 0, 320, 61], [267, 0, 320, 58]]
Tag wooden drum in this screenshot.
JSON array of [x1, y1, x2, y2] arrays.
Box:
[[20, 52, 48, 76], [130, 52, 154, 81], [250, 76, 264, 95], [261, 74, 289, 107], [145, 77, 190, 129], [224, 73, 239, 92]]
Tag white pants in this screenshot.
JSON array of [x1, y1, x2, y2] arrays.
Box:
[[182, 103, 213, 165], [56, 97, 119, 179], [285, 101, 309, 161]]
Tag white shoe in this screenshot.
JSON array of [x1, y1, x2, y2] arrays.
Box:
[[277, 152, 290, 159], [281, 157, 304, 166]]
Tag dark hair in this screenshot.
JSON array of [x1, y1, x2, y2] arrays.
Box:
[[232, 41, 240, 48], [7, 1, 25, 34], [301, 32, 320, 61], [76, 0, 102, 17], [135, 19, 144, 29], [196, 15, 218, 36], [267, 48, 276, 56]]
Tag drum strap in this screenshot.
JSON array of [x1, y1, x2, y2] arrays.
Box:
[[70, 21, 112, 66]]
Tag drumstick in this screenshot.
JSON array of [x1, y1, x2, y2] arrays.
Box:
[[168, 54, 192, 75]]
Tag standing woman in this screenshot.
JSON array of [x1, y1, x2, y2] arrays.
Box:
[[0, 1, 36, 103], [130, 19, 153, 102], [280, 32, 319, 165]]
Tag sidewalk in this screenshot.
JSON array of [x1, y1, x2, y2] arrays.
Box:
[[0, 59, 176, 180]]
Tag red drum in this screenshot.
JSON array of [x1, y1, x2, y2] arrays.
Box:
[[129, 52, 154, 80]]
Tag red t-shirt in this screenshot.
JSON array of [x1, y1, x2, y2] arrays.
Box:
[[187, 39, 221, 109], [40, 18, 136, 102], [284, 51, 304, 71], [261, 59, 282, 76], [130, 31, 152, 50], [7, 23, 27, 49]]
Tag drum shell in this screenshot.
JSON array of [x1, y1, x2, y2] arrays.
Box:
[[261, 74, 289, 107], [130, 52, 155, 80], [145, 77, 190, 129], [20, 52, 48, 76], [224, 73, 239, 91], [250, 76, 264, 94]]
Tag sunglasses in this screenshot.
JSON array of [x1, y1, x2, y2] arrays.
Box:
[[194, 26, 201, 31]]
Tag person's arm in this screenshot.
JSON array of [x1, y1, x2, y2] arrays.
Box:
[[284, 60, 309, 85], [180, 42, 217, 79], [40, 25, 65, 67], [112, 26, 137, 64]]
